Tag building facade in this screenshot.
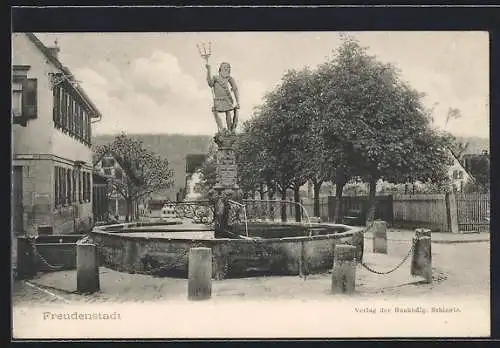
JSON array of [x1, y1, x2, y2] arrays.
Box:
[[12, 33, 102, 236]]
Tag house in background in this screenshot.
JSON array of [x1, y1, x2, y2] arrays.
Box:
[[93, 151, 139, 220], [447, 148, 475, 192], [183, 154, 207, 201], [12, 33, 102, 236]]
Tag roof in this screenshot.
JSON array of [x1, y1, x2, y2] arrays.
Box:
[[92, 148, 142, 186], [446, 147, 476, 183], [24, 33, 102, 119]]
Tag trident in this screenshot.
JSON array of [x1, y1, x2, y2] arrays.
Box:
[[197, 41, 218, 126], [197, 41, 212, 62]]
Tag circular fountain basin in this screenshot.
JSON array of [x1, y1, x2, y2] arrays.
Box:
[[90, 220, 365, 279]]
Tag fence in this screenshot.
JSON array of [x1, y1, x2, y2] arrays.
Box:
[[242, 199, 311, 223], [302, 197, 329, 221], [393, 194, 448, 232], [327, 195, 394, 225], [272, 193, 490, 233], [456, 193, 490, 232]]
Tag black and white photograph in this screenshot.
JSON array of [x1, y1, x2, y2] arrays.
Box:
[[11, 29, 490, 338]]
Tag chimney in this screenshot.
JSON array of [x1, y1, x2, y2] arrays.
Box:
[[47, 40, 60, 59]]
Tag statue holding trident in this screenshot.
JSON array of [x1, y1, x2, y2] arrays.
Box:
[[197, 42, 240, 133]]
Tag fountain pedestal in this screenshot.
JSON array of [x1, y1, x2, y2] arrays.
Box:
[[213, 132, 239, 239]]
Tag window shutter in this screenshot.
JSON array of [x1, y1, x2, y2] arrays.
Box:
[[22, 78, 37, 119], [53, 85, 59, 125], [54, 166, 59, 206]]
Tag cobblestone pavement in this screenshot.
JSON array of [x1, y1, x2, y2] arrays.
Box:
[[12, 235, 490, 305]]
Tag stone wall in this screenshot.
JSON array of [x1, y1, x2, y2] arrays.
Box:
[[91, 225, 364, 279]]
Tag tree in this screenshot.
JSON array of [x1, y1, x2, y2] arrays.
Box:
[[94, 133, 174, 221], [198, 141, 218, 200], [247, 68, 315, 222], [464, 154, 490, 193], [318, 36, 453, 225]]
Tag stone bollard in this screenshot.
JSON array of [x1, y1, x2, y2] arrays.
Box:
[[331, 244, 357, 294], [76, 241, 100, 294], [16, 237, 38, 280], [188, 247, 212, 301], [372, 220, 388, 254], [411, 228, 432, 283]]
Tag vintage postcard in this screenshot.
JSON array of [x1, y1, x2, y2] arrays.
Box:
[[11, 30, 490, 339]]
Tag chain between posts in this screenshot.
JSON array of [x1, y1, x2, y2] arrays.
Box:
[[29, 239, 65, 271], [359, 238, 416, 275]]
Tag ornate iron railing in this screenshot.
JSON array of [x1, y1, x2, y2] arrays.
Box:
[[165, 201, 215, 224]]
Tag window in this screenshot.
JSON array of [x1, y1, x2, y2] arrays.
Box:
[[72, 170, 77, 203], [82, 172, 91, 202], [52, 77, 93, 147], [79, 170, 83, 203], [67, 169, 72, 204], [61, 168, 67, 205], [75, 104, 80, 138], [104, 168, 112, 176], [68, 98, 74, 134], [82, 110, 87, 142], [12, 80, 23, 118], [114, 167, 123, 180], [54, 167, 59, 206], [61, 90, 68, 130], [102, 158, 115, 168], [12, 66, 37, 126], [53, 85, 61, 126]]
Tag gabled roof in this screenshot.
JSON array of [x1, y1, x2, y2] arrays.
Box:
[[92, 148, 142, 186], [446, 147, 476, 183], [24, 33, 102, 120]]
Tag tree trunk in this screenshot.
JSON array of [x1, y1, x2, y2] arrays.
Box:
[[125, 198, 133, 222], [333, 182, 345, 223], [313, 181, 322, 217], [259, 183, 265, 201], [280, 190, 287, 222], [268, 184, 275, 221], [293, 186, 301, 222], [365, 176, 378, 226]]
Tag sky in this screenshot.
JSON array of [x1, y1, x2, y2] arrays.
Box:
[[35, 31, 489, 138]]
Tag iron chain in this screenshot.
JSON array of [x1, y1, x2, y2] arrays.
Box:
[[29, 240, 65, 271], [359, 238, 416, 275]]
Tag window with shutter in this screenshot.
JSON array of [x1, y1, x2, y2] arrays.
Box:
[[87, 114, 92, 143], [60, 167, 64, 206], [61, 90, 67, 130], [22, 78, 37, 119], [72, 170, 77, 202], [79, 107, 84, 140], [89, 173, 92, 202], [53, 85, 61, 127], [68, 98, 74, 135], [61, 168, 67, 205], [67, 169, 72, 204], [54, 166, 59, 206], [82, 110, 87, 141], [66, 93, 71, 132], [75, 104, 80, 138], [79, 170, 83, 203], [83, 172, 87, 201]]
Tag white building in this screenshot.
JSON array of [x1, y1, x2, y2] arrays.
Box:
[[12, 33, 102, 235]]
